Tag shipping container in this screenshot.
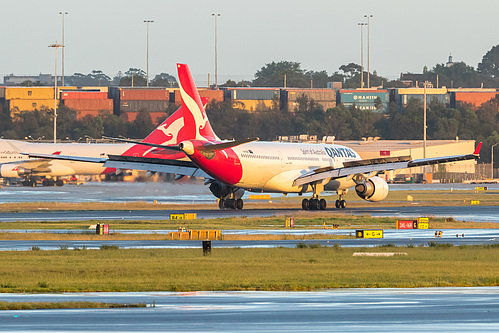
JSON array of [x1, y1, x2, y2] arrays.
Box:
[[283, 101, 336, 112], [9, 99, 55, 113], [76, 110, 112, 120], [340, 102, 388, 113], [61, 91, 109, 100], [63, 99, 113, 111], [396, 88, 448, 95], [227, 88, 280, 100], [0, 87, 5, 99], [232, 99, 277, 112], [399, 94, 450, 106], [285, 89, 337, 102], [172, 89, 224, 104], [338, 90, 389, 104], [120, 111, 168, 123], [120, 88, 170, 101], [450, 91, 498, 109], [82, 86, 109, 92], [5, 87, 55, 100], [119, 100, 169, 112]]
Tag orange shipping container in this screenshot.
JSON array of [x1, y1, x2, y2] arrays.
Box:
[[120, 89, 169, 101], [61, 91, 108, 100], [76, 110, 112, 120], [173, 89, 223, 104], [64, 99, 113, 111], [453, 92, 498, 109], [120, 111, 168, 124]]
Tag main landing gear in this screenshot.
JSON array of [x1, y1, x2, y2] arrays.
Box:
[[301, 182, 327, 210], [302, 197, 327, 210], [335, 190, 347, 209], [219, 198, 243, 210]]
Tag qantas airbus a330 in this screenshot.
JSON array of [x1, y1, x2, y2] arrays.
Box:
[[26, 64, 481, 209]]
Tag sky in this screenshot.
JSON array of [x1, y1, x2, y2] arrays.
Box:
[[2, 0, 499, 86]]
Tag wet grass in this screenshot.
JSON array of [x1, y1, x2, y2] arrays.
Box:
[[0, 246, 497, 292], [0, 213, 496, 234]]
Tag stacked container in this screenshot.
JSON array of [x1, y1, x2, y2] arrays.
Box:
[[117, 88, 170, 123], [338, 89, 389, 113], [171, 88, 224, 106], [395, 88, 450, 111], [225, 88, 280, 112], [4, 87, 56, 115], [61, 91, 113, 120], [281, 89, 336, 112], [449, 89, 498, 109]]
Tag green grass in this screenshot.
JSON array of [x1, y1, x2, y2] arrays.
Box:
[[0, 246, 497, 292]]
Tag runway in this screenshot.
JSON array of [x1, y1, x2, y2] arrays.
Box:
[[1, 288, 498, 332], [0, 204, 497, 222]]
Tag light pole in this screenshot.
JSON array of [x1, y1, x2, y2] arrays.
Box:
[[423, 81, 428, 159], [364, 14, 373, 88], [144, 20, 154, 87], [492, 142, 499, 179], [59, 11, 68, 87], [212, 13, 220, 89], [358, 22, 366, 88], [49, 43, 63, 143]]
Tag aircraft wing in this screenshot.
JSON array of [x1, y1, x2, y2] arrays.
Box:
[[293, 149, 481, 187], [103, 155, 212, 179], [22, 152, 211, 179], [21, 152, 107, 163]]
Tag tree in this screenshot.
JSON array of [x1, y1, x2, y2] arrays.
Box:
[[150, 73, 177, 87], [119, 68, 147, 86], [478, 45, 499, 78], [128, 109, 154, 138], [339, 63, 362, 79], [253, 61, 307, 87]]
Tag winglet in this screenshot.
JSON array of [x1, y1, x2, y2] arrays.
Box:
[[473, 142, 482, 155]]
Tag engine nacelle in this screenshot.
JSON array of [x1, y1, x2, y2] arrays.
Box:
[[355, 176, 389, 202], [209, 181, 230, 198], [0, 164, 29, 178], [209, 181, 245, 200]]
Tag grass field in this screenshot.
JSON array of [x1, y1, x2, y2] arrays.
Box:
[[0, 246, 498, 292]]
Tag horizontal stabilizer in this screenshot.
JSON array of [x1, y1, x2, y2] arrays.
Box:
[[198, 138, 259, 152], [102, 136, 182, 151]]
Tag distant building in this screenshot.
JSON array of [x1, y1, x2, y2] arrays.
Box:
[[3, 74, 60, 86], [446, 54, 455, 67]]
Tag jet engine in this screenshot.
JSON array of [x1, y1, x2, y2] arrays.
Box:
[[209, 181, 245, 200], [0, 164, 29, 178], [355, 176, 389, 202]]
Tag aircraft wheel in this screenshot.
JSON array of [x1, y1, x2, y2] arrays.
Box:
[[236, 199, 243, 210], [335, 200, 341, 209], [42, 179, 49, 186], [55, 179, 64, 186], [310, 199, 319, 210], [302, 198, 310, 210], [319, 199, 327, 210], [340, 200, 347, 209], [230, 199, 237, 210], [218, 199, 225, 210]]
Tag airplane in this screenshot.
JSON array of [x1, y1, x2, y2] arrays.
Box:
[[0, 98, 210, 186], [25, 63, 482, 210]]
